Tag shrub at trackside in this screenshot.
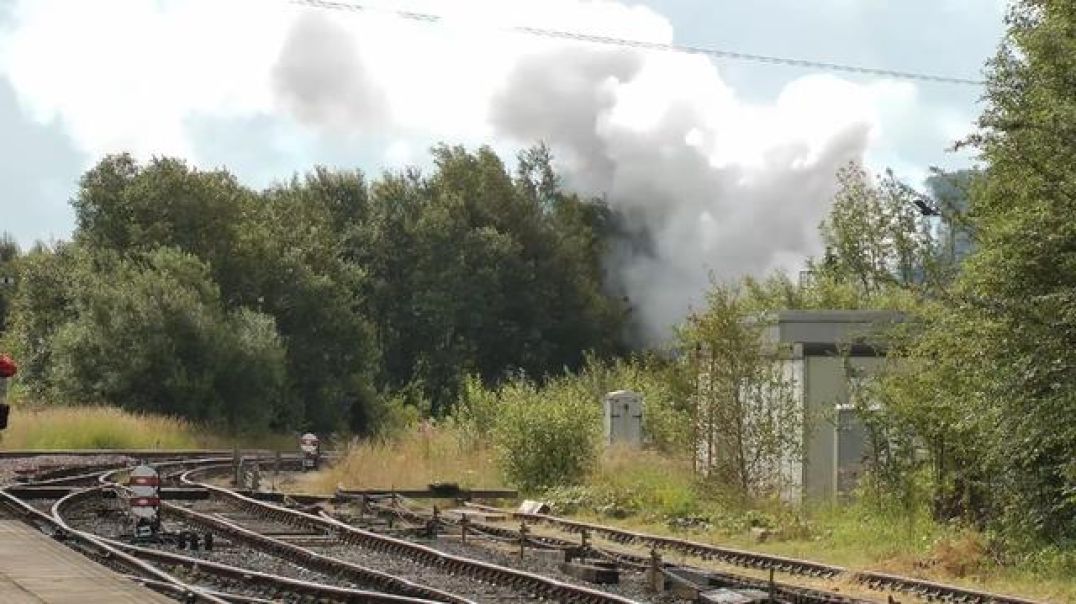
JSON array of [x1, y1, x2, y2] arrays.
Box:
[[489, 376, 601, 492]]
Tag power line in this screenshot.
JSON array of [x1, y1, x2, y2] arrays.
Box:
[[289, 0, 986, 86]]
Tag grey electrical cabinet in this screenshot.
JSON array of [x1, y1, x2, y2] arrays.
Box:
[[603, 390, 643, 447]]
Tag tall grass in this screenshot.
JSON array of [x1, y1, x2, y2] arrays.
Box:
[[545, 448, 1076, 603], [303, 424, 504, 494], [1, 405, 203, 449]]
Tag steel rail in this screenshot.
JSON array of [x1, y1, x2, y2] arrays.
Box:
[[17, 460, 131, 484], [379, 497, 868, 604], [0, 486, 227, 603], [12, 451, 275, 488], [181, 466, 642, 604], [97, 456, 246, 486], [159, 497, 476, 604], [111, 539, 447, 604], [464, 503, 1045, 604], [52, 485, 444, 604], [118, 576, 276, 604], [466, 502, 844, 578], [98, 461, 474, 603]]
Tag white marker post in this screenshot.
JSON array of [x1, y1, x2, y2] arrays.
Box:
[[128, 465, 160, 539], [300, 433, 320, 471]]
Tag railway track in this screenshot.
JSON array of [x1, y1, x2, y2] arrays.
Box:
[[461, 503, 1043, 604], [0, 451, 1049, 604], [175, 464, 646, 603], [35, 455, 454, 603], [55, 487, 446, 603], [0, 468, 228, 603], [20, 456, 646, 603], [3, 452, 433, 603], [366, 495, 870, 604]]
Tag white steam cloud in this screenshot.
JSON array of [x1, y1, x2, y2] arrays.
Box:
[[488, 49, 880, 340], [0, 0, 939, 342]]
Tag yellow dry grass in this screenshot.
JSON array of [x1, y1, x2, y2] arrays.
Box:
[[0, 405, 203, 450], [302, 424, 504, 494]]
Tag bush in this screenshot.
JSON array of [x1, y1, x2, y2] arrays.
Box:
[[492, 376, 601, 491], [451, 374, 501, 449], [366, 392, 423, 440], [46, 248, 286, 431], [581, 354, 694, 454]]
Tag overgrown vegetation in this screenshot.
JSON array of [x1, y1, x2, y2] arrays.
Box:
[[0, 404, 299, 450], [305, 423, 503, 493], [0, 405, 202, 449], [0, 145, 626, 433], [1, 2, 1074, 597]]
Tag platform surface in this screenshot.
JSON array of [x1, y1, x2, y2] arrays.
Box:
[[0, 519, 175, 603]]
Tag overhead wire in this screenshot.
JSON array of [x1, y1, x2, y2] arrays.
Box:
[[288, 0, 986, 86]]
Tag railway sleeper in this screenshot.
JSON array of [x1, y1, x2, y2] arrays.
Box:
[[164, 502, 465, 603]]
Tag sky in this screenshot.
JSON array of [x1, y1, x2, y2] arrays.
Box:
[[0, 0, 1007, 339]]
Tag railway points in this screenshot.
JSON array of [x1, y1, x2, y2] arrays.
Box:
[[0, 450, 1050, 604]]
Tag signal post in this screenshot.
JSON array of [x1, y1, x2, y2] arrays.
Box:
[[0, 354, 15, 432]]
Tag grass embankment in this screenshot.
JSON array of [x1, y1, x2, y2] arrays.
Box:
[[312, 429, 1076, 603], [0, 404, 293, 450], [301, 426, 504, 493], [2, 405, 202, 449], [554, 449, 1076, 603]]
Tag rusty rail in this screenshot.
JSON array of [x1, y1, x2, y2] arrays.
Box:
[[464, 503, 1045, 604], [160, 496, 475, 604], [0, 486, 227, 603], [181, 465, 640, 604], [52, 485, 446, 604], [381, 497, 868, 604]]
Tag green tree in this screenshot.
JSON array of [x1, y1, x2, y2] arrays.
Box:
[[48, 248, 285, 431], [357, 145, 626, 413], [73, 155, 253, 300], [2, 243, 86, 396], [814, 164, 940, 296], [680, 283, 803, 497], [251, 178, 380, 433], [0, 233, 19, 334], [70, 155, 381, 433], [892, 0, 1076, 539], [492, 375, 602, 491]]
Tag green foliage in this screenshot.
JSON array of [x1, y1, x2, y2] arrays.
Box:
[[364, 392, 424, 441], [69, 155, 380, 433], [544, 448, 701, 520], [358, 144, 627, 413], [452, 374, 502, 449], [858, 0, 1076, 541], [0, 233, 18, 333], [814, 163, 943, 295], [45, 248, 285, 431], [3, 242, 87, 396], [680, 282, 804, 497], [6, 145, 627, 436], [489, 376, 602, 491], [575, 353, 694, 453]]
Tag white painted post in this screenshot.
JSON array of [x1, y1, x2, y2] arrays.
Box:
[[128, 465, 160, 538], [300, 433, 319, 471]]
